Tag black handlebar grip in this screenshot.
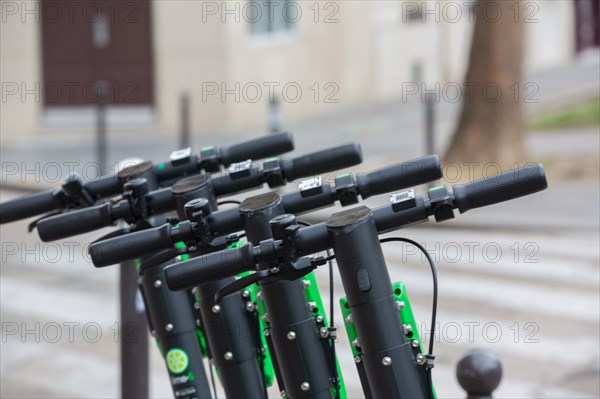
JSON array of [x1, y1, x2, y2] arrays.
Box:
[[89, 224, 174, 267], [164, 244, 256, 291], [85, 175, 122, 199], [356, 155, 442, 199], [452, 163, 548, 214], [281, 142, 363, 181], [37, 202, 115, 241], [219, 132, 294, 166], [0, 190, 64, 224]]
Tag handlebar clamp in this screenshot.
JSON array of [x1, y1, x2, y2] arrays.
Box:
[[428, 185, 455, 222], [334, 173, 359, 206], [263, 158, 285, 188], [198, 146, 221, 173], [121, 178, 150, 224], [55, 173, 96, 209]]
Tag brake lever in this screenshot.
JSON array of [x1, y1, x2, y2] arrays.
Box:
[[215, 270, 270, 303], [27, 210, 64, 232], [91, 227, 131, 244], [139, 247, 187, 275], [214, 257, 320, 303]]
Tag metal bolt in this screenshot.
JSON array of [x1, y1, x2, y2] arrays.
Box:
[[224, 352, 233, 361], [245, 301, 256, 312], [195, 319, 201, 326], [212, 304, 221, 314], [242, 289, 250, 298], [345, 314, 353, 324], [396, 301, 405, 310], [153, 280, 162, 288], [287, 331, 296, 341], [150, 330, 156, 337], [270, 266, 280, 273], [256, 291, 262, 300], [352, 338, 361, 348], [403, 324, 412, 335], [302, 279, 311, 289], [300, 382, 310, 392], [264, 329, 271, 337], [416, 353, 425, 364], [165, 324, 173, 332], [382, 357, 392, 367], [354, 356, 362, 363], [315, 315, 324, 323], [261, 313, 269, 323], [194, 302, 201, 309], [280, 391, 286, 398], [187, 245, 197, 252], [411, 340, 420, 348], [307, 301, 317, 312], [319, 327, 329, 338], [191, 287, 199, 295]]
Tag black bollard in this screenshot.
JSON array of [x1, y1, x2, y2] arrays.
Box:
[[95, 80, 109, 175], [456, 348, 503, 399], [424, 92, 435, 188], [269, 94, 281, 133], [179, 92, 191, 149]]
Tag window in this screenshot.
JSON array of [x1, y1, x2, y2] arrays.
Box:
[[248, 0, 298, 35]]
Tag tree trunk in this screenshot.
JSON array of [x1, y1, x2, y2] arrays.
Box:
[[444, 0, 526, 168]]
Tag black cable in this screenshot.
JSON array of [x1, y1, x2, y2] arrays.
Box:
[[217, 200, 241, 206], [197, 316, 218, 398], [208, 360, 218, 398], [380, 237, 437, 399], [326, 248, 340, 399], [255, 310, 269, 399]]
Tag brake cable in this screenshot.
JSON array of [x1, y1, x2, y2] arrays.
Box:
[[380, 237, 437, 399]]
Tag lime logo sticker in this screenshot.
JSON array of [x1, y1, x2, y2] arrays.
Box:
[[166, 348, 189, 374]]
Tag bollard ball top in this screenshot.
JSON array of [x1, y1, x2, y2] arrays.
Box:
[[456, 348, 502, 397]]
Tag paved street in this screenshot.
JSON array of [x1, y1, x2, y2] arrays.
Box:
[[1, 175, 598, 398]]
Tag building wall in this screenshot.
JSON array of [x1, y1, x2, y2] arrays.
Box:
[[152, 1, 229, 135], [1, 1, 43, 137], [525, 0, 576, 72], [0, 0, 578, 137], [217, 2, 376, 129]]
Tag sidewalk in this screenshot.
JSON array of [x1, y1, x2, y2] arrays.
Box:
[[1, 184, 598, 398]]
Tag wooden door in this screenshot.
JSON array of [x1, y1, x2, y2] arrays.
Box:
[[41, 0, 154, 106]]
